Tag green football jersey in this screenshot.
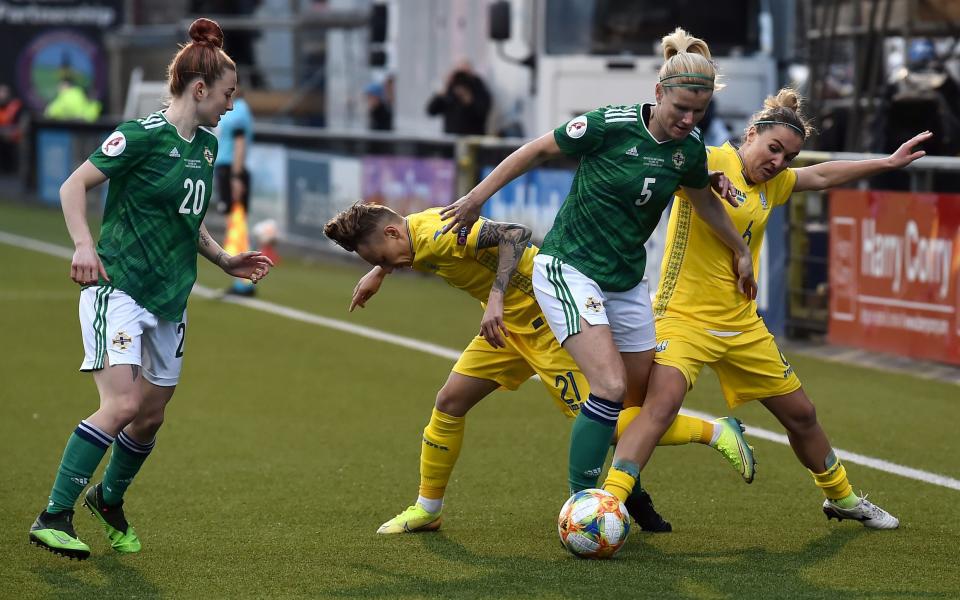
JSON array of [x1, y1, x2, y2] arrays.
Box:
[[89, 111, 218, 321], [540, 103, 709, 292]]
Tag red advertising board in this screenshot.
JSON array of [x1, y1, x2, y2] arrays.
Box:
[[829, 190, 960, 365]]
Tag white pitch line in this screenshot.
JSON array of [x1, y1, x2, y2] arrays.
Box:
[[4, 229, 959, 492]]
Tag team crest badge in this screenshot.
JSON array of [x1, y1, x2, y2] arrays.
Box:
[[112, 331, 133, 351], [672, 149, 685, 168], [203, 147, 214, 165], [583, 296, 603, 313]]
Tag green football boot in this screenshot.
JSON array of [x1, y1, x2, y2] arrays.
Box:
[[83, 483, 141, 553], [712, 416, 757, 483], [376, 504, 442, 534], [29, 509, 91, 560]]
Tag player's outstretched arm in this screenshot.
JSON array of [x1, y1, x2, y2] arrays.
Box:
[[439, 132, 563, 234], [350, 266, 387, 312], [198, 223, 274, 283], [60, 160, 109, 285], [793, 130, 932, 192], [682, 185, 757, 300], [476, 220, 532, 348]]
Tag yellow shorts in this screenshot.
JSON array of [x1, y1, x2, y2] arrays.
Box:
[[452, 328, 588, 418], [653, 316, 801, 409]]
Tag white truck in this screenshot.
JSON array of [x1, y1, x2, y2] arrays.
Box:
[[390, 0, 785, 139]]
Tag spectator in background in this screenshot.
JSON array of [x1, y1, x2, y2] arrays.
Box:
[[426, 60, 491, 135], [45, 77, 101, 122], [0, 84, 23, 173], [365, 81, 393, 131], [215, 87, 254, 215], [215, 86, 257, 296]]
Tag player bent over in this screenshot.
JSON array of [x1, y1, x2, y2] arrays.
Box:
[[324, 204, 755, 534]]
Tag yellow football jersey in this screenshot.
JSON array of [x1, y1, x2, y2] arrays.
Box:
[[407, 208, 544, 334], [653, 143, 798, 330]]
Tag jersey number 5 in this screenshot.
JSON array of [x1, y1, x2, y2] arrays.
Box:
[[179, 178, 206, 215], [635, 177, 656, 206]]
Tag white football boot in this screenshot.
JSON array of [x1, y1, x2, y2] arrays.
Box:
[[822, 494, 899, 529]]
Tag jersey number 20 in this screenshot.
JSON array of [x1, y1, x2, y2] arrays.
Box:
[[179, 178, 206, 215]]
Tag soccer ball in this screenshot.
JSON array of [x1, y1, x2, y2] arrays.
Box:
[[557, 488, 631, 559]]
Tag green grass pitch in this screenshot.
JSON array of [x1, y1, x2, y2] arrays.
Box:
[[1, 201, 958, 599]]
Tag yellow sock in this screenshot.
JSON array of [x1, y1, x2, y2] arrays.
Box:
[[660, 413, 713, 445], [418, 408, 465, 500], [602, 468, 636, 503], [810, 460, 854, 501], [615, 406, 713, 446]]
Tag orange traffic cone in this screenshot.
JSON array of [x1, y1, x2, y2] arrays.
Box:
[[224, 202, 255, 295]]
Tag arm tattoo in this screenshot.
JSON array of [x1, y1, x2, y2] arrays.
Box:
[[199, 229, 212, 248], [478, 221, 532, 294]]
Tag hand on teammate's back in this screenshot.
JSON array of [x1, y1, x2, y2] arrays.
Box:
[[439, 193, 483, 234]]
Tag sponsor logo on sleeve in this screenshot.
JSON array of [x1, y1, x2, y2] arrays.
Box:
[[565, 115, 588, 139], [456, 226, 469, 246], [101, 132, 126, 157]]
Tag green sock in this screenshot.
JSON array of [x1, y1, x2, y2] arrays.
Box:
[[102, 431, 155, 505], [568, 395, 620, 493], [47, 421, 113, 513], [832, 493, 860, 509]]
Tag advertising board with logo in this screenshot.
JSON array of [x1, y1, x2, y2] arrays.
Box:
[[0, 1, 123, 113], [829, 190, 959, 365]]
